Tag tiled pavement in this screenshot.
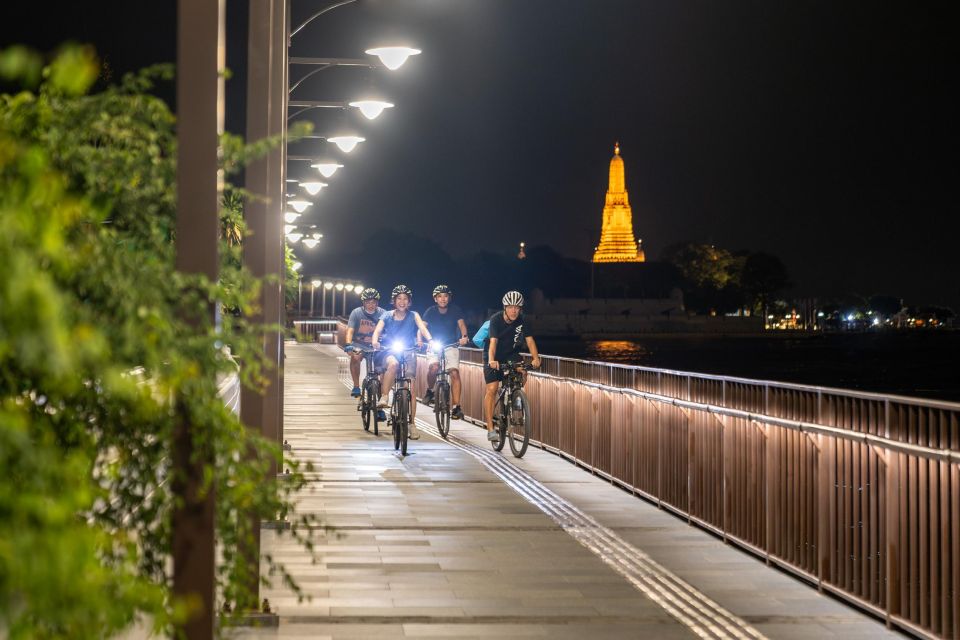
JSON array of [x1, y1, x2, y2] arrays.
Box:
[[232, 343, 902, 640]]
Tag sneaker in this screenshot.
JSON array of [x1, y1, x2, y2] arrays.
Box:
[[487, 430, 500, 443], [350, 386, 361, 398], [451, 405, 463, 420], [423, 389, 435, 405], [408, 430, 420, 440]]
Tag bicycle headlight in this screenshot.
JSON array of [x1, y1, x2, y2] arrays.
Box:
[[429, 340, 442, 353], [391, 340, 405, 353]]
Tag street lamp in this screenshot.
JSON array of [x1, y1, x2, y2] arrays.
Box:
[[323, 281, 334, 316], [327, 135, 365, 153], [284, 211, 301, 223], [311, 161, 343, 178], [342, 284, 354, 312], [288, 199, 312, 213], [302, 237, 320, 248], [310, 279, 322, 317], [365, 46, 421, 71], [299, 181, 327, 195], [348, 99, 394, 120], [286, 232, 304, 243], [334, 282, 344, 317]]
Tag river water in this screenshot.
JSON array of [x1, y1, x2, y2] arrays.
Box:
[[536, 331, 960, 402]]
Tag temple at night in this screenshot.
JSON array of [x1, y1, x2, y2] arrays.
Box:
[[592, 142, 645, 263]]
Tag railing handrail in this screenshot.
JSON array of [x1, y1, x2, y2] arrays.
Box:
[[458, 346, 960, 411]]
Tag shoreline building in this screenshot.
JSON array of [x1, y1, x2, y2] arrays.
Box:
[[592, 142, 645, 263]]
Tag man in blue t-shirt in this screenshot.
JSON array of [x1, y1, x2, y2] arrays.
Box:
[[421, 285, 470, 419], [344, 288, 386, 397]]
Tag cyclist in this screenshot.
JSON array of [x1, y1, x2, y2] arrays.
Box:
[[421, 284, 470, 420], [344, 288, 386, 398], [371, 285, 434, 439], [483, 291, 541, 442]]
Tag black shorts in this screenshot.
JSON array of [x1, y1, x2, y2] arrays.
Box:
[[483, 365, 506, 385]]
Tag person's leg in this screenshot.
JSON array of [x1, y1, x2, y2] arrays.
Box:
[[408, 356, 418, 419], [450, 369, 462, 405], [380, 357, 398, 406], [426, 361, 439, 390], [483, 381, 499, 432], [349, 351, 363, 390]]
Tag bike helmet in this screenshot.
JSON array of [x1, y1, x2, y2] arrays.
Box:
[[391, 284, 412, 300], [502, 290, 524, 307], [432, 284, 451, 297], [360, 287, 380, 301]]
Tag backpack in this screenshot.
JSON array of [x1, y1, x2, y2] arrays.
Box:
[[472, 320, 490, 348]]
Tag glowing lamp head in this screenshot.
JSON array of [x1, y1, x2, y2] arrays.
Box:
[[429, 340, 442, 353], [366, 46, 421, 71], [284, 211, 301, 223], [286, 232, 304, 242], [328, 136, 365, 153], [302, 238, 320, 248], [335, 283, 344, 291], [324, 281, 334, 290], [344, 284, 355, 293], [299, 181, 328, 195], [391, 340, 405, 354], [311, 162, 343, 178], [312, 233, 323, 240], [288, 200, 312, 213], [311, 279, 322, 288], [353, 284, 363, 292], [284, 224, 295, 234], [292, 262, 302, 272], [349, 100, 394, 120]]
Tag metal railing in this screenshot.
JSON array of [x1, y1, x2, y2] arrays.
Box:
[[293, 319, 340, 343], [333, 322, 959, 638]]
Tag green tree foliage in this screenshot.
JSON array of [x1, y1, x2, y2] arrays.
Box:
[[1, 46, 316, 637]]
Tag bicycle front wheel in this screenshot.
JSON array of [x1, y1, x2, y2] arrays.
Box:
[[507, 390, 531, 458], [491, 396, 507, 452], [361, 385, 372, 431], [397, 390, 410, 456], [434, 381, 450, 439]]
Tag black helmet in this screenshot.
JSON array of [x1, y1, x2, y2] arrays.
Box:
[[391, 284, 412, 300], [432, 284, 452, 297], [360, 287, 380, 301]]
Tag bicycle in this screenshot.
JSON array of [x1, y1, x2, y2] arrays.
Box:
[[427, 341, 459, 439], [384, 344, 418, 456], [491, 360, 534, 458], [352, 346, 381, 436]]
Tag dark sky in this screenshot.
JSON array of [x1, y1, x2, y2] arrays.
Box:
[[2, 1, 954, 308]]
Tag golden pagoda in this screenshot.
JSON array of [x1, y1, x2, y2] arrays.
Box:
[[592, 142, 645, 263]]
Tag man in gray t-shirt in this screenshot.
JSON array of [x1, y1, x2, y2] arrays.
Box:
[[345, 288, 386, 396]]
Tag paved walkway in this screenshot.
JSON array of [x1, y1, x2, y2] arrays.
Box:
[[234, 343, 901, 639]]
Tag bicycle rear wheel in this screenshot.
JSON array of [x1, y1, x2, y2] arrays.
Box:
[[434, 381, 451, 439], [507, 390, 531, 458]]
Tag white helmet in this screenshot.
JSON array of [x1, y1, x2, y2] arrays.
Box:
[[502, 291, 524, 307]]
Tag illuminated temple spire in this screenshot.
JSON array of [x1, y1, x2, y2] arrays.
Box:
[[592, 142, 645, 263]]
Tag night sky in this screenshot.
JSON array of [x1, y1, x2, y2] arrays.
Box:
[[1, 1, 953, 308]]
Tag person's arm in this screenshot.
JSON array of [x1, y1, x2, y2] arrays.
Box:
[[345, 326, 355, 344], [457, 318, 469, 346], [371, 318, 386, 349], [525, 336, 541, 369], [414, 312, 433, 342], [488, 337, 499, 369]]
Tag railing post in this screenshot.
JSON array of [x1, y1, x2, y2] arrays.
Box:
[[173, 0, 224, 636]]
